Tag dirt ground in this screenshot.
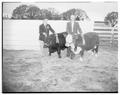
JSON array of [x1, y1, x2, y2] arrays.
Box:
[[2, 46, 118, 92]]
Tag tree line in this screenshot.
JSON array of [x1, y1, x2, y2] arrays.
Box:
[[11, 4, 89, 20], [7, 4, 118, 27]]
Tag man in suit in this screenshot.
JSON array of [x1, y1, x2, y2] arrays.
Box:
[[66, 15, 84, 58], [39, 19, 55, 48]]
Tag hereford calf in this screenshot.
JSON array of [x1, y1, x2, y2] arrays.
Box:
[[66, 32, 99, 61]]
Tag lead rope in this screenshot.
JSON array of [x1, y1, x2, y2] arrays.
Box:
[[56, 34, 59, 43]]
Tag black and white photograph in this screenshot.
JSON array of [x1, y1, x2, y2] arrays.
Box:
[[2, 1, 118, 93]]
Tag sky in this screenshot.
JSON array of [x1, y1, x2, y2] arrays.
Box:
[[3, 2, 118, 21]]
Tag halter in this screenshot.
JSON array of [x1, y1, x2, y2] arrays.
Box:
[[65, 34, 82, 54]]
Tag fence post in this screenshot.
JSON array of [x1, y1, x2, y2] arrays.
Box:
[[111, 27, 114, 47]]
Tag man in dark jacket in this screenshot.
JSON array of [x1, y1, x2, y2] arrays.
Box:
[[39, 19, 55, 48]]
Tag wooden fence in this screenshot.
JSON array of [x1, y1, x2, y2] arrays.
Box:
[[93, 26, 118, 47]]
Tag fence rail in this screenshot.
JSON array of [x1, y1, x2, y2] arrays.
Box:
[[3, 20, 118, 50], [94, 26, 118, 46]]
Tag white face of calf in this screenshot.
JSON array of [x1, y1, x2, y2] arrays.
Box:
[[71, 46, 82, 55]]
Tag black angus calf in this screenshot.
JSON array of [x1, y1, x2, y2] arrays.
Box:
[[46, 32, 68, 58]]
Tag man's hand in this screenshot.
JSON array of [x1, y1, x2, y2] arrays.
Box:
[[43, 33, 47, 37]]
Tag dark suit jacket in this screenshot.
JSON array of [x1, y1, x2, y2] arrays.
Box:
[[66, 21, 82, 35], [39, 24, 55, 42]]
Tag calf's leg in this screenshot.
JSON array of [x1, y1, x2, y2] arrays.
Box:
[[66, 47, 71, 57], [79, 50, 84, 61], [70, 51, 75, 59], [91, 45, 99, 56], [57, 47, 61, 58], [49, 47, 51, 56], [94, 45, 99, 57], [92, 49, 95, 55]]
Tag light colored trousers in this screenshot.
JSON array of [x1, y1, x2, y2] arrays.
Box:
[[39, 40, 44, 56]]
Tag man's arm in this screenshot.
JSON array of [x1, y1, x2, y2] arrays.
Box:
[[40, 25, 47, 40], [39, 25, 43, 35], [77, 22, 85, 45], [40, 25, 47, 37], [77, 22, 82, 34], [66, 22, 69, 33], [49, 24, 55, 34]]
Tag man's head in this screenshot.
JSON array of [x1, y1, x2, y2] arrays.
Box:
[[43, 19, 48, 25], [70, 15, 76, 21]]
